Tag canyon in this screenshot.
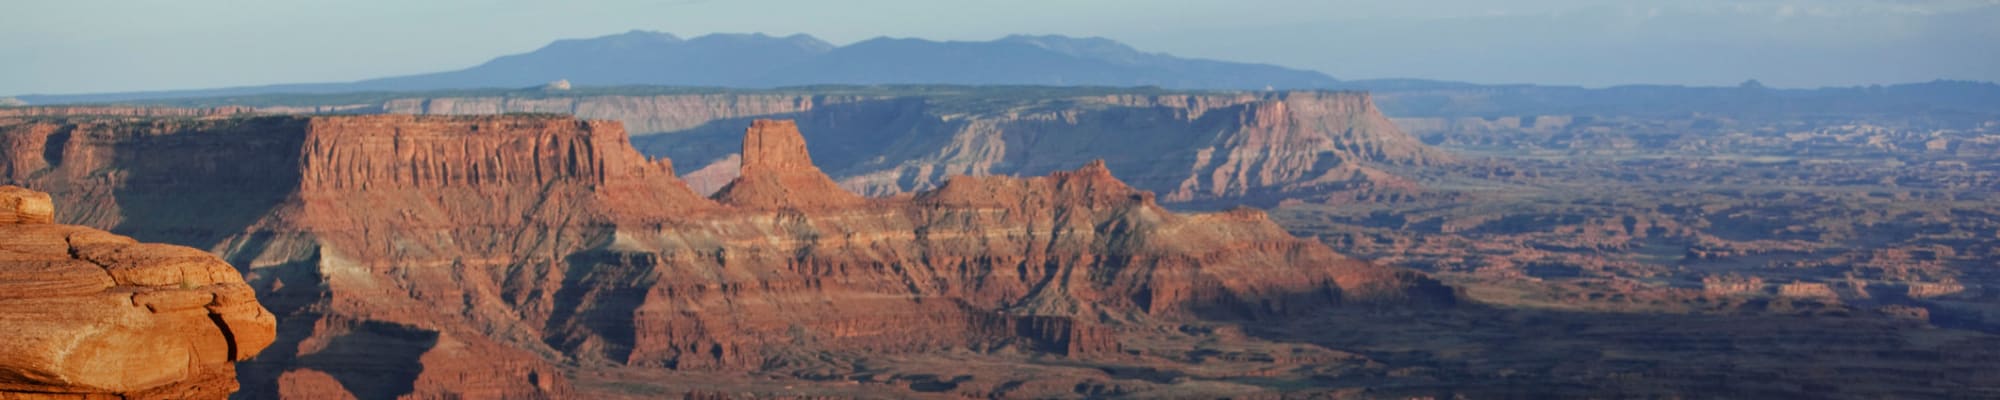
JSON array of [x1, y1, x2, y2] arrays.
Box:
[[90, 88, 1446, 208], [3, 4, 1996, 394], [396, 90, 1448, 206], [0, 111, 1452, 398], [1256, 104, 2000, 398], [3, 82, 1999, 397]]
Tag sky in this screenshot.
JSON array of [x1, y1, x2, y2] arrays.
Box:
[[3, 0, 1997, 95]]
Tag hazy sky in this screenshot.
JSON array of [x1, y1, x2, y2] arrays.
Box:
[[4, 0, 1997, 95]]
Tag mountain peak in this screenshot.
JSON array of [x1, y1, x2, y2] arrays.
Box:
[[998, 34, 1132, 50], [597, 29, 684, 44], [687, 32, 835, 52], [19, 31, 1343, 101], [998, 34, 1149, 63], [534, 30, 684, 54]]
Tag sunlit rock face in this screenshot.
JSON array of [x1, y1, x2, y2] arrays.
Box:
[[1, 112, 1451, 398], [0, 185, 276, 399]]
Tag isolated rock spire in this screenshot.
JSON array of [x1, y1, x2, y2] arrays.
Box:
[[710, 119, 865, 209]]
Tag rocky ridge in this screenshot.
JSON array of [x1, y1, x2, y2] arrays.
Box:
[[0, 185, 276, 399]]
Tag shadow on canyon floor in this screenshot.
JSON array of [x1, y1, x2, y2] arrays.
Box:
[[276, 321, 440, 400], [1214, 300, 2000, 399], [107, 117, 305, 249]]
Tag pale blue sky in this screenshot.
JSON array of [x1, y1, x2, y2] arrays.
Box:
[[3, 0, 1996, 95]]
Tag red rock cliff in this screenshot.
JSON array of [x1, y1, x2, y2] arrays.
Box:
[[377, 91, 1445, 205], [296, 115, 684, 191], [0, 114, 1452, 399], [709, 119, 863, 209]]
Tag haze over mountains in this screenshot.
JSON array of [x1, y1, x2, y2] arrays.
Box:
[[15, 29, 1997, 115], [14, 31, 1338, 104]]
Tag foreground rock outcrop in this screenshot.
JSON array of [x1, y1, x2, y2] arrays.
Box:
[[0, 185, 275, 399], [1, 113, 1451, 398]]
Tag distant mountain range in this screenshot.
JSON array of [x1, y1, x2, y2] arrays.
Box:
[[14, 31, 1337, 104], [13, 30, 1999, 117]]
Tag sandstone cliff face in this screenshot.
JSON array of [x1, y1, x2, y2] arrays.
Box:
[[381, 91, 1445, 206], [1, 114, 665, 399], [0, 185, 275, 399], [0, 114, 1451, 399]]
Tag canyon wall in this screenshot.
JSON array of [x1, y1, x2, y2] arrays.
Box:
[[380, 90, 1446, 206], [0, 113, 1452, 399]]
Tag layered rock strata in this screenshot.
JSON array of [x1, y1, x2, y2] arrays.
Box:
[[385, 91, 1448, 205], [708, 119, 863, 209], [0, 185, 276, 399], [7, 89, 1446, 207], [0, 114, 1452, 398]]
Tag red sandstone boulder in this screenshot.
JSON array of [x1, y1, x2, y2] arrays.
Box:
[[0, 185, 276, 399], [0, 185, 51, 224]]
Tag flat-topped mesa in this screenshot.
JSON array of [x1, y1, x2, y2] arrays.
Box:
[[298, 115, 686, 192], [1, 114, 716, 243], [1163, 91, 1448, 203], [710, 119, 865, 209], [0, 186, 276, 399]]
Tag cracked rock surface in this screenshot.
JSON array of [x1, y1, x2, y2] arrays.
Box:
[[0, 185, 276, 399]]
